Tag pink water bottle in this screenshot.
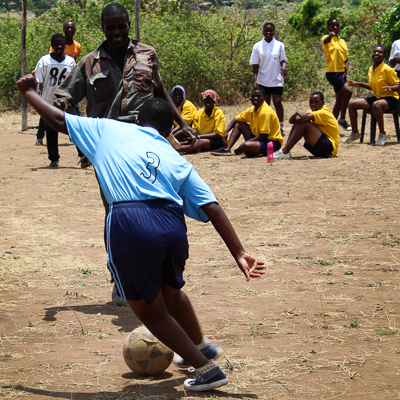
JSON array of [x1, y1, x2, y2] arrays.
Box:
[[267, 141, 274, 163]]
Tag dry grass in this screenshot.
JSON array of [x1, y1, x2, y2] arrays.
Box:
[[1, 103, 400, 399]]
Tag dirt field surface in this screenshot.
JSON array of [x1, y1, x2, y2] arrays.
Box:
[[1, 101, 400, 400]]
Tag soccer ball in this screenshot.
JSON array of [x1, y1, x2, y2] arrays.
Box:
[[123, 326, 174, 376]]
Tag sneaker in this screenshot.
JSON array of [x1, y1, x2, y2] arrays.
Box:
[[35, 138, 43, 146], [281, 127, 285, 137], [344, 133, 361, 143], [211, 147, 231, 156], [174, 340, 222, 367], [339, 120, 352, 131], [184, 364, 228, 392], [78, 156, 92, 169], [49, 160, 59, 168], [112, 283, 128, 306], [273, 149, 291, 160], [375, 135, 387, 146]]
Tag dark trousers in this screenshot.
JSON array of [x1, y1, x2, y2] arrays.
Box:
[[36, 117, 46, 139], [45, 106, 84, 161]]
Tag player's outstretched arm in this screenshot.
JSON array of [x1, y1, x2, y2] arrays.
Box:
[[201, 202, 265, 281], [17, 74, 68, 134]]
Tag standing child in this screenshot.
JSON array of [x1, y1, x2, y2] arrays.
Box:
[[211, 87, 283, 156], [178, 90, 226, 154], [16, 74, 266, 392], [274, 92, 339, 159], [250, 23, 287, 135], [35, 34, 76, 167], [321, 18, 353, 131], [346, 46, 399, 145]]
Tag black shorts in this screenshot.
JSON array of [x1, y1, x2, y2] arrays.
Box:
[[258, 85, 284, 96], [364, 95, 398, 110], [250, 134, 281, 155], [208, 137, 225, 150], [326, 72, 346, 93], [105, 199, 188, 305], [304, 134, 334, 158]]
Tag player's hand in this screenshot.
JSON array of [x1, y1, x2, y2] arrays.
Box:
[[236, 252, 265, 281], [181, 125, 199, 145], [383, 85, 392, 92], [54, 96, 72, 111], [347, 80, 358, 88], [254, 80, 259, 87], [222, 131, 229, 144], [16, 74, 38, 96], [342, 71, 347, 79], [280, 68, 287, 78]]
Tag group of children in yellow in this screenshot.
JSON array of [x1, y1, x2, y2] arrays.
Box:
[[171, 18, 399, 159]]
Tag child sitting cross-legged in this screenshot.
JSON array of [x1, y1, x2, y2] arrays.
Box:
[[177, 89, 226, 154], [274, 92, 340, 160], [211, 86, 283, 157]]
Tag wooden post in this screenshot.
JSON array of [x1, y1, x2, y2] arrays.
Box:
[[135, 0, 141, 42], [21, 0, 27, 131]]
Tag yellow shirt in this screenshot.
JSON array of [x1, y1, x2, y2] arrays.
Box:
[[49, 40, 81, 60], [192, 106, 226, 137], [173, 100, 197, 126], [321, 35, 348, 73], [236, 101, 283, 145], [308, 105, 340, 157], [368, 62, 399, 100]]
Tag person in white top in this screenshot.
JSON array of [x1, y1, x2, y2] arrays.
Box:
[[250, 23, 287, 135], [35, 34, 76, 167], [389, 38, 400, 78]]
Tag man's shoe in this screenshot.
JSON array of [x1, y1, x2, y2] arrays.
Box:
[[174, 340, 222, 367], [112, 283, 127, 306], [184, 363, 228, 392], [339, 120, 352, 131], [49, 160, 59, 168], [273, 150, 291, 160], [375, 135, 387, 146], [344, 133, 361, 143], [35, 138, 43, 146], [211, 147, 231, 156], [78, 156, 92, 169]]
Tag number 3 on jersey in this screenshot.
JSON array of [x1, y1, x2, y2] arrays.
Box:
[[49, 67, 68, 87], [140, 152, 160, 184]]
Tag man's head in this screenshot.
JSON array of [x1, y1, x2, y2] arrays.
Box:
[[63, 21, 76, 39], [250, 86, 265, 109], [137, 98, 173, 137], [309, 92, 324, 111], [51, 34, 66, 55], [101, 2, 130, 52]]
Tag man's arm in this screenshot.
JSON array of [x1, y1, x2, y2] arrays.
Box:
[[252, 64, 259, 87], [17, 75, 68, 134], [201, 202, 265, 281]]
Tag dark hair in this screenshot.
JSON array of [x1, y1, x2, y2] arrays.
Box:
[[375, 45, 386, 55], [101, 2, 129, 24], [327, 18, 339, 29], [252, 86, 265, 96], [63, 21, 75, 28], [138, 98, 173, 134], [263, 22, 275, 30], [51, 33, 65, 46], [311, 91, 324, 101]]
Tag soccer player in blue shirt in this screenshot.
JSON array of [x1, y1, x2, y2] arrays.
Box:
[[17, 74, 265, 392]]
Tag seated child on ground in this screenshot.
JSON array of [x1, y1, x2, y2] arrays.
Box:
[[346, 45, 399, 146], [16, 74, 265, 393], [178, 89, 226, 154], [211, 86, 283, 156], [170, 85, 197, 131], [274, 92, 339, 159]]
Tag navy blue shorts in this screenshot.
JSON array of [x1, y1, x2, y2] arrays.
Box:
[[105, 199, 188, 304], [304, 134, 334, 158], [396, 71, 400, 79], [364, 95, 398, 110], [250, 134, 281, 155], [258, 85, 284, 96], [326, 72, 346, 93], [208, 137, 225, 151]]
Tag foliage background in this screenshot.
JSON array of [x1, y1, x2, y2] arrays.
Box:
[[0, 0, 399, 107]]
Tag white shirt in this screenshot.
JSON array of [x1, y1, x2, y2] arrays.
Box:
[[389, 39, 400, 72], [35, 54, 76, 104], [249, 37, 287, 87]]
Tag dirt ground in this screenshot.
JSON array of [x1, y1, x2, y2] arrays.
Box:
[[1, 101, 400, 400]]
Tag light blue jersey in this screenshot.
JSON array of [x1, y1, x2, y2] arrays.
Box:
[[65, 114, 217, 222]]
